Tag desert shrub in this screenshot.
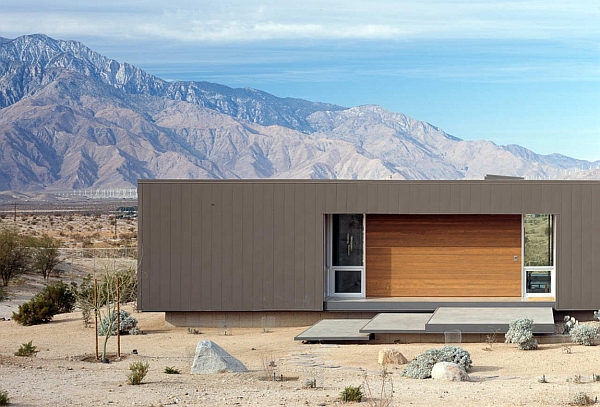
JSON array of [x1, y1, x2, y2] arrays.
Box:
[[97, 310, 138, 336], [505, 318, 538, 350], [339, 385, 363, 402], [14, 340, 38, 357], [570, 324, 599, 346], [0, 388, 9, 405], [563, 315, 578, 334], [572, 391, 593, 406], [164, 366, 180, 374], [39, 281, 76, 314], [12, 296, 58, 325], [0, 286, 7, 301], [127, 361, 149, 385], [401, 346, 472, 379], [594, 310, 600, 321]]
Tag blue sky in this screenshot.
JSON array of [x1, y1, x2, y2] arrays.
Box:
[[1, 1, 599, 161]]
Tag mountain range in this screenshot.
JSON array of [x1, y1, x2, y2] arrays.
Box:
[[0, 34, 598, 192]]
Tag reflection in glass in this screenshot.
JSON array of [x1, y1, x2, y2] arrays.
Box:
[[524, 214, 553, 267]]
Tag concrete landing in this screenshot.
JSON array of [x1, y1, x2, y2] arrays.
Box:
[[294, 319, 373, 342], [360, 313, 432, 333], [425, 307, 555, 334]]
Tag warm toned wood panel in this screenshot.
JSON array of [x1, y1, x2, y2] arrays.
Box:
[[366, 215, 522, 297]]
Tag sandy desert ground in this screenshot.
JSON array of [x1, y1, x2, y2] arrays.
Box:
[[2, 294, 600, 407]]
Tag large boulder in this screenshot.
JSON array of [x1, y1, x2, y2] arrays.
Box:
[[431, 362, 470, 382], [378, 348, 408, 365], [190, 340, 248, 374]]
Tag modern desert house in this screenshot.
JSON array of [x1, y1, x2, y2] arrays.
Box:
[[137, 179, 600, 337]]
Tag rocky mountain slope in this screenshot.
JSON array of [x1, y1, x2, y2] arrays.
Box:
[[0, 34, 598, 191]]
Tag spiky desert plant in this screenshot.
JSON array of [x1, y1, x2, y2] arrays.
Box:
[[127, 362, 149, 385]]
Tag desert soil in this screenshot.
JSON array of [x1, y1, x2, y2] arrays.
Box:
[[2, 298, 600, 407]]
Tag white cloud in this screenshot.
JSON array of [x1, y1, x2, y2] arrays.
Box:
[[1, 0, 599, 43]]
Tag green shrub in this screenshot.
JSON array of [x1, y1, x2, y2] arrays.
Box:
[[12, 296, 58, 326], [570, 324, 599, 346], [339, 385, 363, 402], [164, 366, 180, 374], [505, 318, 538, 350], [14, 340, 38, 357], [401, 345, 472, 379], [39, 281, 76, 314], [0, 388, 9, 405], [127, 362, 149, 385]]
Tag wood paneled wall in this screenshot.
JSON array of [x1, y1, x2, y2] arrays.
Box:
[[366, 214, 522, 297]]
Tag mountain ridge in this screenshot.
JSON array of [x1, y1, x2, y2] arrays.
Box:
[[0, 34, 598, 192]]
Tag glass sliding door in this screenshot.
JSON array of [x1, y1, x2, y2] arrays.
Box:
[[326, 214, 365, 297], [523, 214, 555, 297]]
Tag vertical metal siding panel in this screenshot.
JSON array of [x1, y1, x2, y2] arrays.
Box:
[[230, 185, 244, 311], [262, 184, 275, 310], [159, 184, 172, 309], [252, 184, 264, 310], [480, 183, 492, 213], [200, 184, 213, 310], [551, 184, 563, 213], [591, 185, 600, 310], [283, 184, 296, 309], [450, 183, 462, 213], [580, 185, 593, 308], [367, 184, 378, 213], [540, 184, 553, 214], [273, 184, 286, 309], [336, 183, 348, 213], [211, 185, 223, 310], [559, 184, 573, 309], [220, 184, 234, 311], [571, 184, 583, 309], [169, 185, 182, 310], [325, 183, 337, 213], [530, 184, 542, 213], [499, 184, 512, 213], [388, 183, 400, 213], [346, 183, 358, 213], [190, 185, 203, 310], [417, 183, 429, 214], [409, 184, 420, 213], [294, 184, 306, 308], [304, 184, 319, 309], [377, 184, 389, 213], [469, 184, 482, 214], [242, 184, 254, 310], [139, 184, 153, 310], [314, 183, 327, 306], [180, 184, 192, 310], [460, 184, 470, 213], [428, 183, 441, 213], [357, 183, 369, 211], [489, 184, 502, 213], [439, 183, 452, 214], [511, 184, 523, 213]]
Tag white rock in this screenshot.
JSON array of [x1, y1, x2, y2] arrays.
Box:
[[431, 362, 469, 382], [190, 340, 248, 374]]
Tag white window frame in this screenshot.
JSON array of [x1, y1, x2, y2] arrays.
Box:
[[522, 214, 556, 299], [325, 214, 366, 298]]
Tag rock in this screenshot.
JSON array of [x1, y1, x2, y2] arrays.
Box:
[[190, 340, 248, 374], [431, 362, 470, 382], [378, 348, 408, 365]]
